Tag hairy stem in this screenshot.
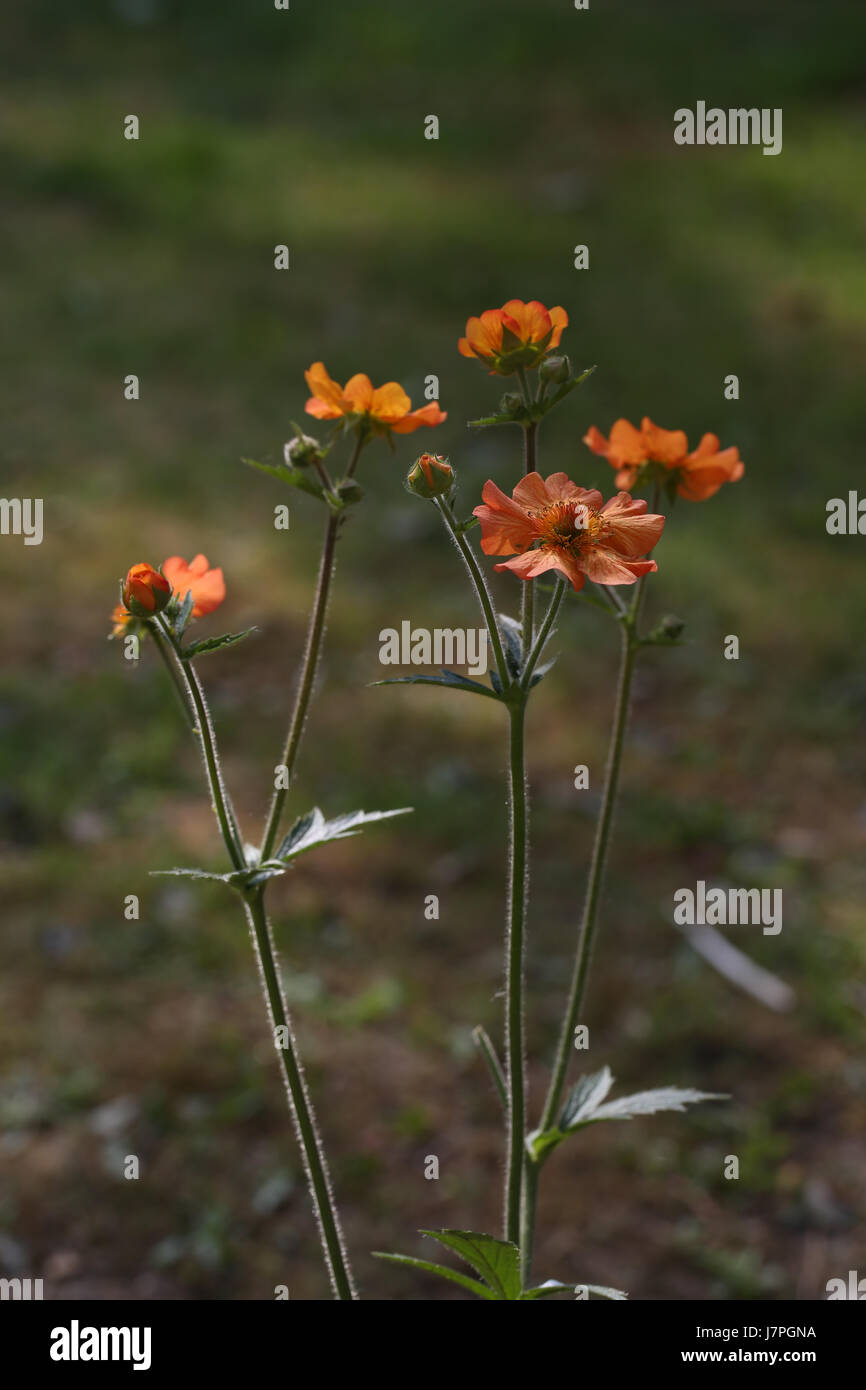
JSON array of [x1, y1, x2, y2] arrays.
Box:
[[504, 696, 529, 1246], [260, 510, 341, 860], [435, 497, 510, 689], [521, 577, 566, 690], [245, 888, 356, 1300], [540, 620, 638, 1133], [154, 616, 245, 871]]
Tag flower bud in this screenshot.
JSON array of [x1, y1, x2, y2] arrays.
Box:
[[406, 453, 455, 500], [122, 562, 172, 617], [499, 391, 524, 415], [284, 433, 324, 469], [659, 614, 684, 638], [335, 477, 364, 506], [539, 354, 571, 385]]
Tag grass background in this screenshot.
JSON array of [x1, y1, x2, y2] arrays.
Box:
[[1, 0, 865, 1299]]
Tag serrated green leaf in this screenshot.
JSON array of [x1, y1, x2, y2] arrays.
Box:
[[150, 867, 233, 882], [150, 863, 287, 889], [520, 1280, 577, 1300], [560, 1066, 615, 1130], [370, 670, 501, 700], [372, 1252, 495, 1300], [181, 627, 258, 660], [242, 456, 324, 500], [584, 1086, 727, 1127], [275, 805, 412, 863], [421, 1229, 522, 1300], [467, 412, 523, 431], [574, 1283, 629, 1300]]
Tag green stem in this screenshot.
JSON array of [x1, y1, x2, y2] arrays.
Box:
[[539, 620, 638, 1135], [435, 498, 510, 689], [259, 431, 369, 862], [344, 427, 367, 480], [520, 1163, 539, 1285], [260, 509, 341, 861], [504, 696, 529, 1246], [245, 888, 356, 1300], [149, 619, 196, 728], [155, 616, 245, 871], [520, 421, 538, 652], [520, 578, 566, 690]]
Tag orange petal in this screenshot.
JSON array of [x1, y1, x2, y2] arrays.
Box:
[[305, 396, 343, 419], [582, 546, 657, 586], [608, 419, 648, 465], [502, 299, 551, 344], [600, 493, 666, 557], [512, 471, 555, 510], [474, 480, 536, 555], [583, 425, 612, 458], [304, 362, 345, 410], [542, 473, 603, 508], [390, 402, 447, 433], [463, 310, 505, 357], [369, 380, 412, 422], [190, 568, 226, 618], [342, 373, 375, 413], [548, 305, 568, 348], [640, 417, 688, 466]]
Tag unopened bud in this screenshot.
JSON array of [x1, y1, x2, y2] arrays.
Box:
[[539, 354, 570, 385], [334, 478, 363, 506], [406, 453, 455, 500], [656, 614, 685, 640], [499, 392, 524, 415], [121, 563, 172, 617], [284, 433, 323, 469]]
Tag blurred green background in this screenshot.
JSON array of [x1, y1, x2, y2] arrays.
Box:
[[1, 0, 865, 1300]]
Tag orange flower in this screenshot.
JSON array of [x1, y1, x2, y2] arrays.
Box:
[[458, 299, 568, 375], [162, 554, 226, 619], [121, 562, 172, 616], [472, 472, 664, 591], [304, 362, 446, 435], [584, 416, 744, 501]]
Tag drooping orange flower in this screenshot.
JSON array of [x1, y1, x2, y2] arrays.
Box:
[[458, 299, 568, 375], [304, 362, 446, 435], [121, 562, 172, 616], [472, 472, 664, 591], [162, 554, 226, 619], [584, 416, 744, 501]]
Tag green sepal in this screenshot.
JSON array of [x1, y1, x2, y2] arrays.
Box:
[[180, 627, 258, 660], [498, 613, 523, 677]]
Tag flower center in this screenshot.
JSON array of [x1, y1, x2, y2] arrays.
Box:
[[531, 500, 605, 550]]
